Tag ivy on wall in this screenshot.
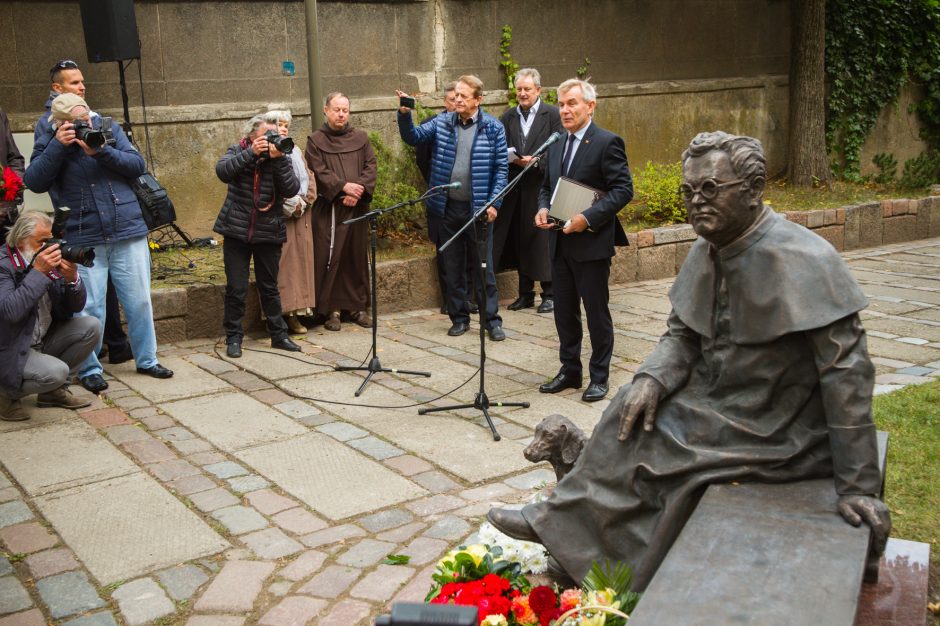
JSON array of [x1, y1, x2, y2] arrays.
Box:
[[826, 0, 940, 180]]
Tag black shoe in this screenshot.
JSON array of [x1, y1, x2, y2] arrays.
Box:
[[488, 325, 506, 341], [467, 301, 479, 314], [537, 298, 554, 314], [271, 337, 302, 352], [582, 381, 609, 402], [448, 322, 469, 337], [107, 343, 134, 365], [507, 295, 536, 311], [137, 364, 174, 379], [539, 372, 583, 394], [80, 374, 109, 394], [226, 341, 242, 358], [486, 508, 539, 542]]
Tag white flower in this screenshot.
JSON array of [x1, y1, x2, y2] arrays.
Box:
[[477, 521, 549, 575]]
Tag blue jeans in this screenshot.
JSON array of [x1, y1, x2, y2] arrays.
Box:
[[77, 236, 159, 377]]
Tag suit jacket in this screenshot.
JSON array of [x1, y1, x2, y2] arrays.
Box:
[[495, 101, 563, 276], [538, 121, 633, 263]]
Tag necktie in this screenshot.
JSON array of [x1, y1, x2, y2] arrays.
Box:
[[561, 134, 576, 175], [520, 107, 530, 121]]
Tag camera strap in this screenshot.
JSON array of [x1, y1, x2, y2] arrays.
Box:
[[252, 164, 275, 213]]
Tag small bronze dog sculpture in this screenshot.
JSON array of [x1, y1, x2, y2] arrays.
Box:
[[524, 414, 587, 481]]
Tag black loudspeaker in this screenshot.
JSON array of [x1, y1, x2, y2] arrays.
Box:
[[79, 0, 141, 63]]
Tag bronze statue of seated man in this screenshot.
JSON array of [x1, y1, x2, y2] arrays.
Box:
[[488, 131, 891, 591]]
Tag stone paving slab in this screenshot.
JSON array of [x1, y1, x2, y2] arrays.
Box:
[[0, 420, 139, 496], [235, 432, 426, 520], [217, 348, 333, 381], [161, 391, 307, 453], [108, 356, 233, 403], [34, 473, 228, 584], [0, 406, 73, 435]]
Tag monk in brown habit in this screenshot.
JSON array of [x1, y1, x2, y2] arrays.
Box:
[[488, 131, 891, 591], [305, 92, 377, 331]]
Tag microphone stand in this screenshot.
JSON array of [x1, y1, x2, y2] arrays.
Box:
[[335, 189, 443, 396], [421, 154, 549, 441]]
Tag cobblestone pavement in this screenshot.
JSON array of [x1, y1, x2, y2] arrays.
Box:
[[1, 238, 939, 625]]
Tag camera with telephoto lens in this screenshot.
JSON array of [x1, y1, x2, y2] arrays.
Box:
[[71, 119, 106, 149], [37, 238, 95, 268], [264, 130, 294, 155]]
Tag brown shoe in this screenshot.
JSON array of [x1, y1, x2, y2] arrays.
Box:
[[324, 310, 341, 332], [351, 311, 372, 328], [36, 386, 92, 410], [286, 314, 308, 335], [0, 397, 30, 422]]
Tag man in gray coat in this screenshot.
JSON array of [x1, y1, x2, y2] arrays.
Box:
[[0, 211, 100, 421], [488, 131, 890, 590]]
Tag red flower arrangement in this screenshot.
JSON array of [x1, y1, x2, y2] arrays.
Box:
[[1, 167, 23, 202]]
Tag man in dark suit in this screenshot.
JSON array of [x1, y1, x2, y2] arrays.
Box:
[[535, 79, 633, 402], [495, 68, 563, 314]]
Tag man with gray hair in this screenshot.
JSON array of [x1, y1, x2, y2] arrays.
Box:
[[496, 68, 562, 314], [488, 130, 890, 591], [0, 211, 101, 421], [532, 78, 633, 402]]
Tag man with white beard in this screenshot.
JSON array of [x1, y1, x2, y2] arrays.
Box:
[[0, 211, 100, 421]]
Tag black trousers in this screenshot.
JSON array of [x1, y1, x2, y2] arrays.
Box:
[[103, 274, 128, 349], [440, 201, 501, 329], [428, 210, 475, 306], [223, 238, 288, 342], [552, 244, 613, 384], [518, 273, 553, 300]]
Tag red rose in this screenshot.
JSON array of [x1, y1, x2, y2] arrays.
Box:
[[528, 586, 558, 614], [539, 607, 563, 625], [2, 167, 23, 202], [489, 595, 511, 616], [481, 573, 505, 595]]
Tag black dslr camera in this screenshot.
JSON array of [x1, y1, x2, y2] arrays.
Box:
[[71, 119, 106, 149], [38, 207, 95, 267], [264, 130, 294, 155]]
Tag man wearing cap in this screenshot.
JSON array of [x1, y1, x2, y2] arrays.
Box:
[[36, 59, 133, 371], [24, 93, 173, 393]]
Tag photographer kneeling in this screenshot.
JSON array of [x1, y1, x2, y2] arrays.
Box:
[[215, 115, 301, 357], [0, 211, 101, 421]]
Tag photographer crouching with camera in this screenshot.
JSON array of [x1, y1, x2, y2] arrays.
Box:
[[214, 115, 301, 358], [0, 211, 101, 421], [24, 93, 173, 394]]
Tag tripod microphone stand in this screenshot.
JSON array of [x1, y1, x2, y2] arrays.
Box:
[[335, 189, 444, 396], [417, 147, 558, 440]]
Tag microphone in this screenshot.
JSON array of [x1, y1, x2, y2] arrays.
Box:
[[431, 181, 461, 191], [531, 131, 563, 158]]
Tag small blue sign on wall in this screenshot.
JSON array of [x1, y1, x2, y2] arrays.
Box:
[[282, 61, 295, 76]]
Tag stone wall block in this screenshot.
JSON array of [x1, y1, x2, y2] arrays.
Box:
[[610, 239, 638, 284], [835, 208, 846, 225], [925, 198, 940, 237], [843, 206, 860, 250], [806, 210, 825, 229], [675, 241, 695, 272], [637, 244, 676, 281], [812, 225, 844, 252], [652, 224, 696, 245], [857, 203, 884, 248], [915, 202, 931, 238], [151, 288, 187, 321], [155, 317, 187, 343], [881, 199, 893, 218], [185, 284, 225, 340], [636, 230, 655, 248], [823, 209, 838, 225], [882, 215, 919, 245], [909, 198, 919, 215], [785, 211, 808, 227]]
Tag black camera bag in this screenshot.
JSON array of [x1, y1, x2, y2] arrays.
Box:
[[131, 172, 176, 231]]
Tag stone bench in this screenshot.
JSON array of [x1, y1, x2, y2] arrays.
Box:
[[629, 432, 889, 626]]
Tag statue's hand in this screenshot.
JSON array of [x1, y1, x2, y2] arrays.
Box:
[[617, 375, 664, 442], [837, 494, 891, 555]]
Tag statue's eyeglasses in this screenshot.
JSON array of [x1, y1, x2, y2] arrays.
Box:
[[680, 178, 746, 201]]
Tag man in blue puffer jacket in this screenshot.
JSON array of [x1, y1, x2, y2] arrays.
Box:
[[24, 93, 173, 394], [397, 75, 509, 340]]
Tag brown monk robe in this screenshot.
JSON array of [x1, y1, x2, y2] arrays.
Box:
[[305, 105, 377, 330]]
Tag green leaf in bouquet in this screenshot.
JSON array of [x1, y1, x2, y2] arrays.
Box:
[[582, 559, 642, 619], [383, 554, 411, 565]]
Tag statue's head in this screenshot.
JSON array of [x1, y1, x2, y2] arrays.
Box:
[[681, 131, 766, 247]]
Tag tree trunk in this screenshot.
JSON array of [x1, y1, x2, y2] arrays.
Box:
[[788, 0, 832, 187]]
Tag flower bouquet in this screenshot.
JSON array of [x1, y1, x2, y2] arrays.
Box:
[[427, 540, 640, 626]]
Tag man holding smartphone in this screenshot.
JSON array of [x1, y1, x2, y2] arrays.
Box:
[[396, 76, 509, 340]]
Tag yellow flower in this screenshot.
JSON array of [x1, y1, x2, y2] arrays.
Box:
[[462, 544, 488, 566], [586, 588, 615, 607], [481, 615, 509, 626], [580, 612, 607, 626]]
